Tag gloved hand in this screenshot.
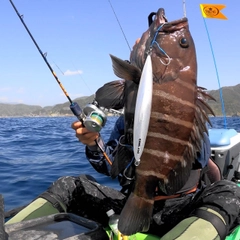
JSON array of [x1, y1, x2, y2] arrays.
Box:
[[197, 132, 211, 168]]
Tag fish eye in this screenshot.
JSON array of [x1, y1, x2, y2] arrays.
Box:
[[179, 37, 189, 48]]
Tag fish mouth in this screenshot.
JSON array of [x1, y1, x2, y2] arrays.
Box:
[[148, 8, 168, 26], [161, 18, 188, 32], [151, 8, 188, 32], [156, 8, 168, 25]]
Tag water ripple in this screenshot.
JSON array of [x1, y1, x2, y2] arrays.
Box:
[[0, 116, 238, 211]]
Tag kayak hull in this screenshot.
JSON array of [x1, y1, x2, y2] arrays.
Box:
[[4, 211, 240, 240]]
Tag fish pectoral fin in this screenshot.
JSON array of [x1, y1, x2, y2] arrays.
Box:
[[118, 193, 153, 235], [110, 54, 141, 84], [95, 80, 125, 109]]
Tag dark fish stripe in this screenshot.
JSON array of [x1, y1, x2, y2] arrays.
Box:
[[151, 111, 194, 129], [153, 89, 196, 108], [143, 132, 195, 167], [148, 118, 195, 141], [147, 131, 192, 147], [136, 158, 186, 183], [175, 78, 196, 91], [137, 168, 168, 182], [139, 162, 183, 178], [146, 132, 192, 150], [142, 148, 186, 164], [153, 81, 196, 103]]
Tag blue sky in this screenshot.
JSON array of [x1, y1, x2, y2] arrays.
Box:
[[0, 0, 239, 107]]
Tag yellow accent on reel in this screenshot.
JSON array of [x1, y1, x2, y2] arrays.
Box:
[[90, 112, 104, 126]]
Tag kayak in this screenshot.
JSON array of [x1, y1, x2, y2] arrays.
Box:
[[2, 128, 240, 240], [2, 210, 240, 240]]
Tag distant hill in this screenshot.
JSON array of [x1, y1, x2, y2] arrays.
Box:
[[49, 95, 95, 116], [1, 84, 240, 117], [0, 95, 95, 117], [207, 84, 240, 116], [0, 103, 43, 117]]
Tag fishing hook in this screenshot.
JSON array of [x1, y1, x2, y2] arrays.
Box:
[[150, 24, 171, 66], [123, 157, 135, 181]]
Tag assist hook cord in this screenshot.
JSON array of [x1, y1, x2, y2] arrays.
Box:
[[9, 0, 112, 166]]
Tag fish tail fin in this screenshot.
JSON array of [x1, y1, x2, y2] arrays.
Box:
[[118, 193, 153, 235]]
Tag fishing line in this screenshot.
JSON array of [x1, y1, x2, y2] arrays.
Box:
[[52, 61, 65, 76], [9, 0, 73, 104], [202, 17, 227, 128], [51, 58, 93, 96], [71, 61, 93, 95], [9, 0, 113, 166], [107, 0, 131, 52]]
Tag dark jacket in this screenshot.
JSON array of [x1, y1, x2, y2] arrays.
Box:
[[85, 115, 212, 192]]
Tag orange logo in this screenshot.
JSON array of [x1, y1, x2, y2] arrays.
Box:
[[200, 4, 227, 20], [203, 6, 219, 17]]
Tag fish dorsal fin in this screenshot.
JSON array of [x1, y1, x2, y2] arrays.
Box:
[[110, 54, 141, 84], [197, 87, 216, 117], [95, 80, 125, 109]]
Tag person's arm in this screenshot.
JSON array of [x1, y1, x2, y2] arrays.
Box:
[[71, 116, 124, 176]]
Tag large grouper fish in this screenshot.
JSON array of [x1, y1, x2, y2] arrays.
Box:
[[95, 8, 215, 235]]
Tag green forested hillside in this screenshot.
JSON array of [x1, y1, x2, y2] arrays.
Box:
[[0, 84, 240, 117], [0, 95, 94, 117], [0, 103, 43, 117], [207, 84, 240, 116]]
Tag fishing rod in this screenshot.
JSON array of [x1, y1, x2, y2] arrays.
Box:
[[9, 0, 112, 165]]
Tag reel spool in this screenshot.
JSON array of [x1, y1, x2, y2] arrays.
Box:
[[82, 103, 107, 132]]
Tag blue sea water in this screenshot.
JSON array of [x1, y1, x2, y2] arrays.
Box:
[[0, 116, 239, 212]]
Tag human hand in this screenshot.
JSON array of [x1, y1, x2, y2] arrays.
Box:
[[71, 121, 99, 147]]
